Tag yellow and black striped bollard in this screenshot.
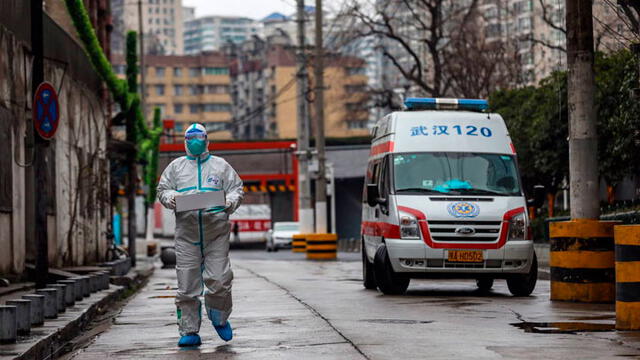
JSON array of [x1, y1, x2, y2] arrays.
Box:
[[549, 220, 618, 302], [306, 234, 337, 260], [292, 234, 307, 253], [615, 225, 640, 330]]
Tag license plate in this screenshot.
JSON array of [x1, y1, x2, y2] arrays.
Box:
[[448, 250, 483, 263]]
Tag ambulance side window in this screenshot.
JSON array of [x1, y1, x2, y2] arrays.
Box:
[[378, 157, 390, 214], [363, 161, 377, 202]]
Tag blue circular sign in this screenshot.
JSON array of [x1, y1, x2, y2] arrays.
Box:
[[33, 82, 60, 140]]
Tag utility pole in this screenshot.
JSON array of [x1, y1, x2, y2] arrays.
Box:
[[566, 0, 599, 219], [296, 0, 314, 233], [138, 0, 146, 116], [31, 0, 49, 288], [313, 0, 327, 233], [126, 109, 137, 268]]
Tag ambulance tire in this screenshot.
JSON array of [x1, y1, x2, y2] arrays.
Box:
[[362, 243, 377, 290], [373, 244, 410, 295], [507, 253, 538, 297]]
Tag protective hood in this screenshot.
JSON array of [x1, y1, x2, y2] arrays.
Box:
[[184, 123, 210, 158]]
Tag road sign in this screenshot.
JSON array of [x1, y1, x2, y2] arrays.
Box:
[[33, 82, 60, 140]]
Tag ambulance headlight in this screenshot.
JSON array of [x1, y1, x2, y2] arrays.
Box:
[[507, 212, 526, 241], [399, 212, 420, 240]]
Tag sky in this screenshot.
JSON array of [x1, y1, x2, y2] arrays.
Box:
[[182, 0, 298, 20]]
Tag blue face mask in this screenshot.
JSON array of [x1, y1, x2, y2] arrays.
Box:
[[186, 139, 207, 155]]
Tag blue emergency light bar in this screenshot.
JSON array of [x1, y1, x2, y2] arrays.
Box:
[[404, 97, 489, 112]]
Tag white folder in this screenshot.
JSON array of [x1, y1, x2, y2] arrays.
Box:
[[175, 191, 226, 212]]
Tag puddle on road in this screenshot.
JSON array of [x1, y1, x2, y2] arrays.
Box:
[[361, 319, 434, 325], [149, 295, 176, 299], [511, 321, 615, 334]]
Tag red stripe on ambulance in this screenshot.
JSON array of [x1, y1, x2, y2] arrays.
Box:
[[369, 141, 395, 157]]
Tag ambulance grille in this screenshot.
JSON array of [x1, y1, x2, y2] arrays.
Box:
[[428, 220, 502, 243]]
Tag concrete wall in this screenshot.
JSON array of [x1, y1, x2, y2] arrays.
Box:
[[0, 6, 109, 276]]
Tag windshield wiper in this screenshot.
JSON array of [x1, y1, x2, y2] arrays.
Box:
[[396, 188, 445, 194], [453, 188, 508, 196]]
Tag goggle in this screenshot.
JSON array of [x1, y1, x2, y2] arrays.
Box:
[[185, 131, 206, 141]]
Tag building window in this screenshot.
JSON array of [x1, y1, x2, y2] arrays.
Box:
[[174, 67, 182, 77], [175, 122, 184, 132], [112, 64, 125, 75], [189, 67, 201, 77], [174, 103, 183, 113], [190, 104, 200, 113], [204, 122, 231, 132], [204, 84, 229, 94], [346, 102, 367, 111], [155, 84, 165, 95], [346, 67, 365, 76], [203, 67, 229, 75], [156, 67, 165, 77], [345, 84, 366, 93], [189, 85, 203, 95], [153, 103, 166, 114], [347, 120, 368, 129], [202, 103, 231, 112], [174, 85, 183, 95]]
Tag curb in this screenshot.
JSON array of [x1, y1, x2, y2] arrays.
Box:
[[14, 286, 125, 360], [3, 264, 154, 360]]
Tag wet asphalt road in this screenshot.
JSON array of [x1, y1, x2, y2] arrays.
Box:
[[68, 249, 640, 359]]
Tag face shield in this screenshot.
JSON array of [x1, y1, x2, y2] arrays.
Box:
[[184, 124, 208, 156]]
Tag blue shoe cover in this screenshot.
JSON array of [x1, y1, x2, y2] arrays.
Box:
[[178, 334, 201, 347], [214, 321, 233, 341]]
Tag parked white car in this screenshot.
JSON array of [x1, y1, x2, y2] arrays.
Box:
[[266, 222, 300, 252]]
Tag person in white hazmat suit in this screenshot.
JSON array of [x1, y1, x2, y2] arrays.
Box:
[[157, 123, 243, 347]]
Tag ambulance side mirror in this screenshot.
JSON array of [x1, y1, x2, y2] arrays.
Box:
[[366, 184, 379, 207]]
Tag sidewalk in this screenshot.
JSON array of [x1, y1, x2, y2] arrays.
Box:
[[71, 265, 364, 359], [0, 257, 153, 360]]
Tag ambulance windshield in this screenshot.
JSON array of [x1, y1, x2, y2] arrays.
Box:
[[393, 152, 521, 196]]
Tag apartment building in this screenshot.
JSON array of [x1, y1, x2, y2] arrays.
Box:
[[261, 7, 317, 47], [184, 16, 261, 54], [468, 0, 634, 85], [229, 35, 370, 140], [112, 52, 233, 140], [111, 0, 185, 55]]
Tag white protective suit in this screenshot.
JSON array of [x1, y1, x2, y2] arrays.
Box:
[[157, 135, 243, 336]]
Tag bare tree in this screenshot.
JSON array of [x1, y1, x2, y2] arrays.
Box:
[[444, 5, 524, 97], [335, 0, 524, 100], [533, 0, 639, 53]]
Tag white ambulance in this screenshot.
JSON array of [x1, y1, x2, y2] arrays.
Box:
[[361, 98, 539, 296]]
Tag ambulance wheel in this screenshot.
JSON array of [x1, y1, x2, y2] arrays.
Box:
[[507, 253, 538, 297], [373, 244, 409, 295], [362, 243, 377, 290], [476, 278, 494, 293]]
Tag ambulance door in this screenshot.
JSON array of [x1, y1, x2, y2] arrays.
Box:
[[363, 158, 381, 259], [376, 155, 394, 242]]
